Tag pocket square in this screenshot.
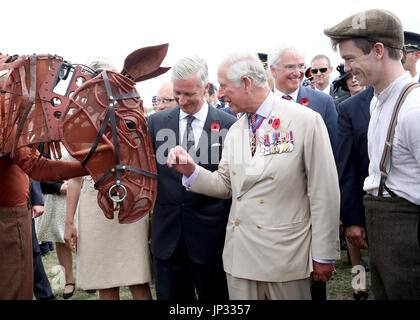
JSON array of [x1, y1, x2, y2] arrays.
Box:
[[211, 143, 221, 147]]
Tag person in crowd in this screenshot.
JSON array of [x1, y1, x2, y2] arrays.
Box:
[[303, 67, 314, 88], [167, 52, 340, 300], [64, 59, 153, 301], [35, 143, 79, 299], [147, 55, 236, 300], [258, 53, 275, 89], [311, 54, 350, 108], [325, 8, 420, 299], [155, 82, 178, 112], [334, 63, 373, 299], [269, 46, 339, 300], [206, 83, 223, 108], [269, 46, 338, 162], [402, 31, 420, 82], [0, 146, 88, 300], [30, 179, 56, 300]]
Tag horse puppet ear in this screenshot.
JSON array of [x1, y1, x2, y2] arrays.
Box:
[[121, 43, 170, 82]]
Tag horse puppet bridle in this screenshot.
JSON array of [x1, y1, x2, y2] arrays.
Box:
[[0, 44, 170, 223], [80, 70, 157, 209]]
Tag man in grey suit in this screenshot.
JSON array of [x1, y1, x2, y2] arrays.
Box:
[[168, 52, 340, 300], [147, 55, 236, 300]]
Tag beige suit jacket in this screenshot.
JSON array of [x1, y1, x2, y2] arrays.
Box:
[[190, 95, 340, 282]]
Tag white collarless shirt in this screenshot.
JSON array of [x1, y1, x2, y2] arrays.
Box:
[[363, 72, 420, 204]]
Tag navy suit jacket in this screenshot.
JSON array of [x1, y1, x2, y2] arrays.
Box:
[[337, 86, 374, 228], [297, 85, 338, 159], [147, 105, 237, 264]]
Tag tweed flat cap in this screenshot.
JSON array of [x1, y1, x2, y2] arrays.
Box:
[[324, 9, 403, 49]]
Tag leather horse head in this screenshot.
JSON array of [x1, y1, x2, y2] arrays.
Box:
[[0, 44, 169, 223]]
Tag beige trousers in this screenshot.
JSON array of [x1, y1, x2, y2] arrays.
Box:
[[226, 273, 312, 300]]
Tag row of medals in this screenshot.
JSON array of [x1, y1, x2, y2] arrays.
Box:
[[251, 131, 294, 156]]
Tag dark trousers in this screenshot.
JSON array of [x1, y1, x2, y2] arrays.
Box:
[[32, 219, 56, 300], [311, 281, 326, 300], [364, 195, 420, 299], [153, 238, 228, 301]]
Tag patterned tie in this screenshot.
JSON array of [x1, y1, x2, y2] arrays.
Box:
[[249, 113, 258, 157], [282, 94, 293, 101], [182, 115, 195, 155]]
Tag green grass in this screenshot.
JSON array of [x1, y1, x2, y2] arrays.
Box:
[[41, 249, 370, 300]]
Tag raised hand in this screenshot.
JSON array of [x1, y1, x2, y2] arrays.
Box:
[[167, 146, 196, 177]]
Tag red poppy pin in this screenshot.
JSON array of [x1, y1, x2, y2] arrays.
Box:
[[300, 97, 310, 106], [272, 118, 280, 130], [211, 122, 220, 131]]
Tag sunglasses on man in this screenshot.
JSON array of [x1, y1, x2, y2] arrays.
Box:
[[311, 68, 329, 74]]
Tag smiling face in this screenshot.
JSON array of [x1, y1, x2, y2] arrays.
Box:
[[346, 73, 365, 96], [173, 73, 207, 115], [270, 50, 305, 94], [339, 39, 378, 88], [217, 64, 247, 114]]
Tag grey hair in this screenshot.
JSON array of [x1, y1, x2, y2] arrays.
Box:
[[219, 52, 268, 88], [86, 57, 118, 72], [171, 55, 208, 89], [268, 45, 306, 69]]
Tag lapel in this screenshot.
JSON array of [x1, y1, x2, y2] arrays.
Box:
[[237, 96, 292, 197], [360, 86, 374, 124], [297, 85, 311, 106], [166, 106, 181, 146]]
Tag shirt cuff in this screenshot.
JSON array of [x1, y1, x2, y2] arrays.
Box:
[[182, 166, 199, 191], [313, 258, 335, 264]]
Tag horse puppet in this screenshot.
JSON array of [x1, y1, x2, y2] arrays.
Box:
[[0, 44, 170, 223]]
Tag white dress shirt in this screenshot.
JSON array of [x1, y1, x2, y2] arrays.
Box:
[[363, 72, 420, 204], [315, 83, 331, 95], [273, 87, 299, 102]]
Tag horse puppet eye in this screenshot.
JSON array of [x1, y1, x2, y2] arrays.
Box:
[[124, 119, 137, 130]]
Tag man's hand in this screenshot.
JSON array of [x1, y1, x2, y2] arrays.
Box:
[[311, 261, 336, 282], [31, 205, 44, 218], [60, 180, 69, 195], [167, 146, 196, 177], [345, 225, 368, 249], [64, 222, 78, 253]]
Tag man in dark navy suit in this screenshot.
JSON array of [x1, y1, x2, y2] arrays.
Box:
[[147, 55, 236, 300], [269, 46, 338, 160], [269, 45, 338, 300], [337, 87, 374, 282], [30, 179, 56, 300]]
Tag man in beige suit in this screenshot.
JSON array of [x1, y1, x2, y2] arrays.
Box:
[[167, 52, 340, 300]]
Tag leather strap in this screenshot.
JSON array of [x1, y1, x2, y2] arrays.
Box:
[[11, 55, 37, 157], [82, 70, 157, 191], [378, 81, 420, 196]]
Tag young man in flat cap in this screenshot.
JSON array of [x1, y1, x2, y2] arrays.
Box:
[[325, 9, 420, 299], [403, 31, 420, 82]]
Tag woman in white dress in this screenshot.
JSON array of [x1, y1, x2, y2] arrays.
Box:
[[64, 174, 152, 300], [35, 145, 76, 299]]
